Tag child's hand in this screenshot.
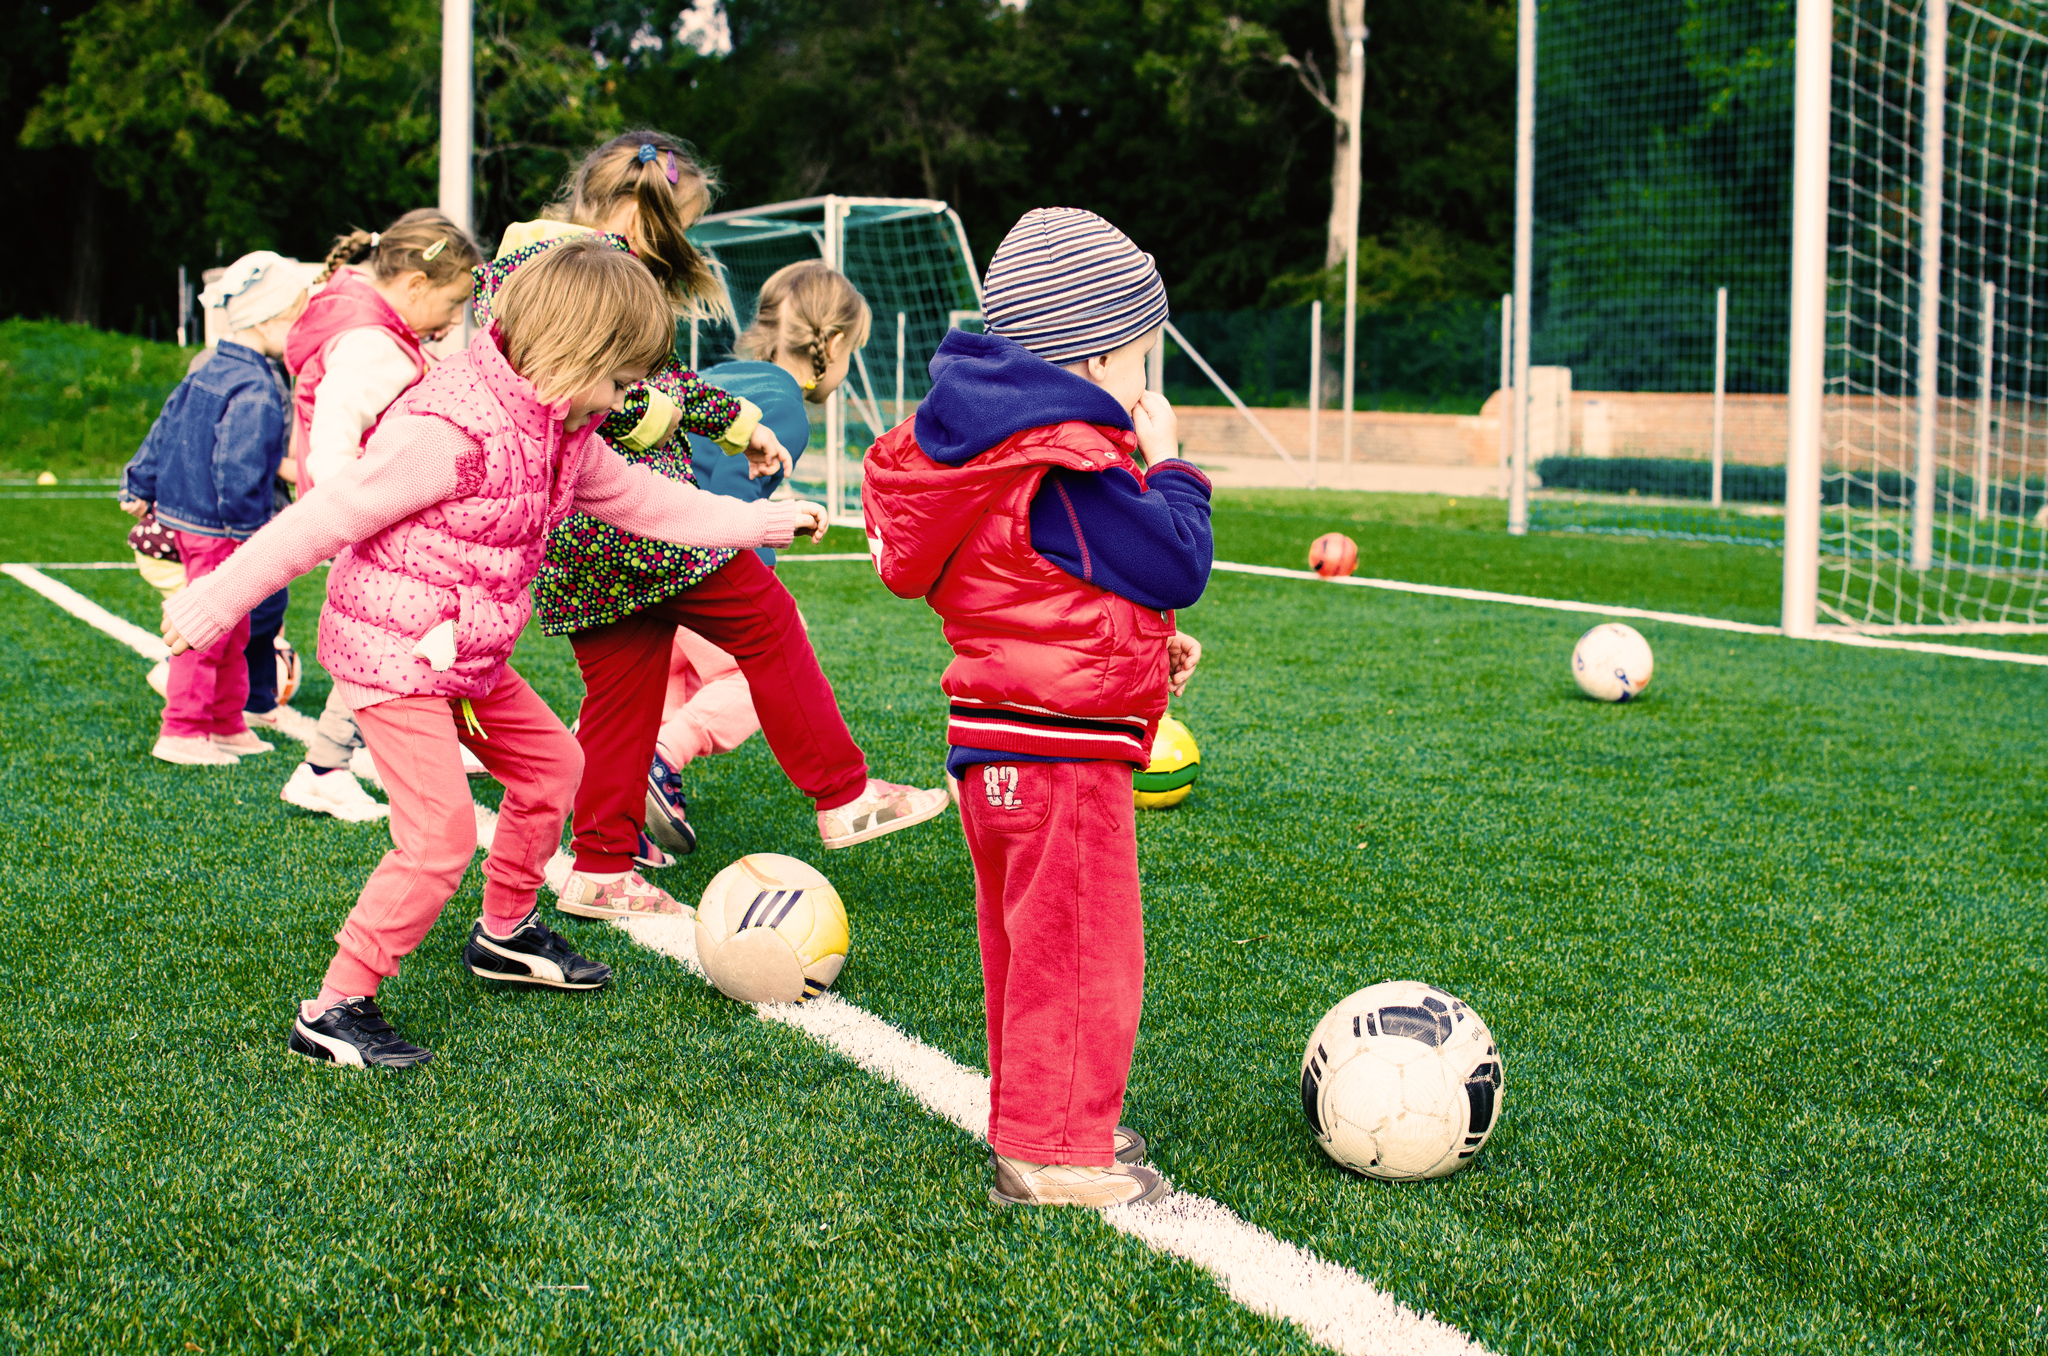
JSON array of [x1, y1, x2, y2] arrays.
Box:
[[746, 424, 794, 481], [1166, 631, 1202, 695], [120, 497, 150, 520], [161, 614, 191, 657], [1132, 390, 1179, 465], [791, 500, 830, 543]]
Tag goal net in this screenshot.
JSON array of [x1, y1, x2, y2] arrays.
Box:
[[1817, 0, 2048, 630], [1521, 0, 1796, 546], [686, 197, 984, 526]]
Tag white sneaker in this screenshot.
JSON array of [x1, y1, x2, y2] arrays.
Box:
[[556, 870, 689, 920], [153, 735, 239, 766], [348, 746, 382, 790], [213, 730, 275, 756], [818, 779, 951, 849], [281, 762, 389, 822], [146, 661, 170, 699]]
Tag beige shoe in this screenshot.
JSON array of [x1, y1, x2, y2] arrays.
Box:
[[213, 730, 275, 756], [556, 870, 690, 920], [818, 779, 951, 849], [990, 1154, 1168, 1209], [152, 735, 239, 766]]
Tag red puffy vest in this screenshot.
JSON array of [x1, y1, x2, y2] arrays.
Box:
[[283, 271, 426, 490], [863, 417, 1175, 763]]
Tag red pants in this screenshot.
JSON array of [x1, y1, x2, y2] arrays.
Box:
[[568, 550, 867, 875], [960, 759, 1144, 1167], [324, 668, 581, 996], [162, 532, 250, 739]]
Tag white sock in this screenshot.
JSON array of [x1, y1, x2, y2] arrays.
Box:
[[575, 869, 628, 885]]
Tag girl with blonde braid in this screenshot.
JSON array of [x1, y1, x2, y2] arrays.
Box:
[[476, 131, 946, 922]]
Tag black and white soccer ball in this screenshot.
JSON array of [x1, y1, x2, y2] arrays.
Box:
[[1300, 981, 1504, 1180]]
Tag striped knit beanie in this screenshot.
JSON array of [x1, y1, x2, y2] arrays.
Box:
[[981, 208, 1169, 365]]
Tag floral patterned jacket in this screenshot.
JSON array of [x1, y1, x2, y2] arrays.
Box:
[[475, 219, 757, 634]]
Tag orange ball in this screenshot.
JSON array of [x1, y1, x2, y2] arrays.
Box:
[[1309, 532, 1358, 579]]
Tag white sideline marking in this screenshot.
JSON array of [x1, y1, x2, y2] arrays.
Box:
[[6, 560, 1496, 1356], [3, 563, 171, 659], [774, 552, 873, 563]]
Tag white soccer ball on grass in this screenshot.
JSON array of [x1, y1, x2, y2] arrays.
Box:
[[695, 853, 849, 1004], [1571, 622, 1654, 702], [1299, 981, 1504, 1180]]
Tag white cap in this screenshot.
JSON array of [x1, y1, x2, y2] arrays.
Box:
[[201, 252, 323, 332]]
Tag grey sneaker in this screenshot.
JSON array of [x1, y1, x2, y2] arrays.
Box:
[[989, 1155, 1169, 1209]]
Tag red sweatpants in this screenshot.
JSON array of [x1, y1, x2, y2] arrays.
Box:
[[323, 668, 582, 996], [567, 550, 868, 875], [162, 532, 250, 739], [959, 759, 1145, 1167]]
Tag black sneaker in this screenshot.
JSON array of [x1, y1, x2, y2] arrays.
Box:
[[644, 752, 698, 856], [464, 913, 613, 990], [289, 997, 435, 1069]]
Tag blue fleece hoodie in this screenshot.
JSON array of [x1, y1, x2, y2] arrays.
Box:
[[916, 329, 1213, 613]]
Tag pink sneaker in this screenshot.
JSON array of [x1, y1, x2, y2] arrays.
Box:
[[555, 870, 689, 920], [818, 779, 951, 849]]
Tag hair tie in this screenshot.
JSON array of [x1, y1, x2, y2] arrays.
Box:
[[369, 232, 380, 248], [423, 239, 448, 262], [638, 143, 681, 185]]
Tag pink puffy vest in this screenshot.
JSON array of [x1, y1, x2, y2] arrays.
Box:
[[316, 328, 598, 702], [283, 270, 426, 490]]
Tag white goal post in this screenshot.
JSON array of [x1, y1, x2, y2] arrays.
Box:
[[1784, 0, 2048, 635], [686, 196, 984, 528]]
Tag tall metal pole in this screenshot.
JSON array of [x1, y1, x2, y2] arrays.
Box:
[[896, 311, 908, 425], [1712, 285, 1729, 508], [1508, 0, 1536, 534], [438, 0, 473, 236], [1911, 0, 1948, 570], [1497, 293, 1512, 500], [1308, 300, 1323, 489], [1975, 280, 1995, 517], [824, 197, 844, 522], [1340, 22, 1366, 468], [1783, 0, 1833, 636], [689, 320, 699, 372]]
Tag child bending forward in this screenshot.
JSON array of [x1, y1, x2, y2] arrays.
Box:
[[163, 238, 825, 1068], [864, 208, 1212, 1208]]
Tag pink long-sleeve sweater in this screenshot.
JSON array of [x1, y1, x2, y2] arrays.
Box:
[[164, 414, 801, 708]]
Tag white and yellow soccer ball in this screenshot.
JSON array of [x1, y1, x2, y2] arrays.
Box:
[[1299, 980, 1504, 1181], [695, 854, 849, 1004], [274, 634, 303, 706], [1571, 621, 1654, 702]]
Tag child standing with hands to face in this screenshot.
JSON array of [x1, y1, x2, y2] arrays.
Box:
[[162, 239, 826, 1068], [864, 208, 1213, 1208], [279, 210, 484, 822], [122, 251, 319, 766], [480, 131, 946, 922]]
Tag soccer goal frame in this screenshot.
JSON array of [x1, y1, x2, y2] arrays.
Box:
[[1784, 0, 2048, 636], [687, 196, 984, 528]]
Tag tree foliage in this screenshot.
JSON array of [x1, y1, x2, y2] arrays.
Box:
[[6, 0, 1517, 329]]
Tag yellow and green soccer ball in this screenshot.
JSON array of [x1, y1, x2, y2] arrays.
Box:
[[1134, 715, 1201, 810]]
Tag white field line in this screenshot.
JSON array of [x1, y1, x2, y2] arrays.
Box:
[[5, 562, 1493, 1356]]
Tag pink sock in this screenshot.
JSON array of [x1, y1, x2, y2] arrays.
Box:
[[483, 908, 532, 939], [302, 984, 367, 1021]]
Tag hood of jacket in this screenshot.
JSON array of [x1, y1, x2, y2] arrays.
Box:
[[913, 329, 1132, 466]]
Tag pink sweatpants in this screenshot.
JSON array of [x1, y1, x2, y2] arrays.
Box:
[[959, 759, 1145, 1167], [655, 627, 760, 769], [162, 532, 251, 739], [322, 667, 581, 997]]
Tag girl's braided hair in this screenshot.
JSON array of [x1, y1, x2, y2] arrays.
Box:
[[734, 261, 871, 386], [549, 130, 734, 327], [319, 208, 481, 286]]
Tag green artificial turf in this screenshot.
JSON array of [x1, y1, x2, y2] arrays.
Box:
[[0, 321, 198, 480], [3, 490, 2046, 1353]]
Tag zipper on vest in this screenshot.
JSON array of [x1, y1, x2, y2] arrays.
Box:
[[459, 698, 488, 740]]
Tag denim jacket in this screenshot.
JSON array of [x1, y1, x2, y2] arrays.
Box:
[[122, 341, 289, 540]]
